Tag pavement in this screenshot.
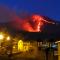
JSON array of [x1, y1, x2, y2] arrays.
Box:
[[0, 54, 38, 60]]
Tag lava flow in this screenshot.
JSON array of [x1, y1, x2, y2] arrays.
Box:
[[0, 6, 55, 32], [31, 15, 55, 32], [11, 14, 55, 32]]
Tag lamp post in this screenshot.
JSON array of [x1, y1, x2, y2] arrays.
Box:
[[0, 34, 4, 40], [0, 33, 4, 47], [6, 36, 13, 60]]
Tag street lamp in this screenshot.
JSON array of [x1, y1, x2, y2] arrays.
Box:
[[0, 34, 4, 40], [7, 36, 10, 41], [0, 33, 4, 47]]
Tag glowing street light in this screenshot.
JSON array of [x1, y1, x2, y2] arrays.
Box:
[[0, 33, 4, 47], [0, 34, 4, 40], [7, 36, 10, 41]]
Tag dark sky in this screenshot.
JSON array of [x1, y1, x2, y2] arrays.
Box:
[[0, 0, 60, 21]]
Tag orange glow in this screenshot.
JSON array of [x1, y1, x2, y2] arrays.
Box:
[[32, 15, 55, 32], [0, 6, 55, 32], [11, 14, 55, 32], [32, 15, 44, 32]]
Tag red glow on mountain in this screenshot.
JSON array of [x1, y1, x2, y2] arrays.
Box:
[[10, 14, 55, 32], [0, 6, 55, 32]]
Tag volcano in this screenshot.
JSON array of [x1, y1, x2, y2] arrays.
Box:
[[0, 14, 60, 41], [8, 14, 57, 32]]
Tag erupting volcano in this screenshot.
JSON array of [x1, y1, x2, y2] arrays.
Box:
[[0, 6, 56, 32], [10, 14, 55, 32]]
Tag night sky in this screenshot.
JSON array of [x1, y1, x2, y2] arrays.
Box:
[[0, 0, 60, 21]]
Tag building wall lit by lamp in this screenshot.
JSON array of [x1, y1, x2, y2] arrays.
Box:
[[18, 40, 23, 51], [23, 42, 30, 52], [18, 40, 31, 52]]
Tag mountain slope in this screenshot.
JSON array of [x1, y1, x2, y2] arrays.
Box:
[[0, 14, 60, 41]]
